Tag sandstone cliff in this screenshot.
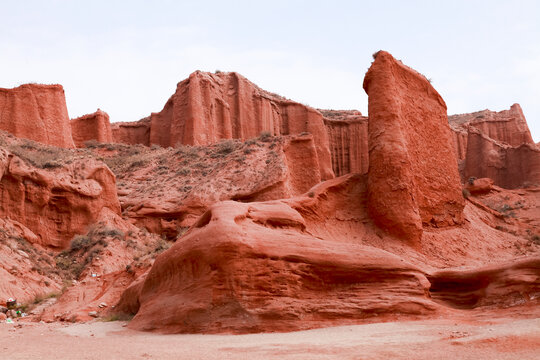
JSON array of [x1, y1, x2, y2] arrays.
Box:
[[0, 84, 75, 148], [363, 51, 464, 244], [71, 109, 113, 147], [122, 71, 334, 179], [449, 104, 540, 188]]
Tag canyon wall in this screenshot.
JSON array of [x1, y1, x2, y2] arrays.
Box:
[[140, 71, 334, 179]]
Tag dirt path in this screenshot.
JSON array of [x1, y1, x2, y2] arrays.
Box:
[[1, 315, 539, 360]]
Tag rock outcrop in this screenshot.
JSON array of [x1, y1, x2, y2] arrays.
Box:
[[143, 71, 333, 179], [0, 146, 121, 248], [111, 117, 151, 146], [71, 109, 113, 148], [112, 134, 323, 238], [323, 110, 369, 177], [0, 84, 75, 148], [119, 176, 439, 333], [449, 105, 540, 188], [463, 129, 540, 188], [363, 51, 464, 244], [449, 104, 535, 147]]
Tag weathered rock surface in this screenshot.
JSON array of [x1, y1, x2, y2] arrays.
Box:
[[117, 172, 540, 334], [323, 110, 369, 177], [449, 104, 535, 147], [0, 141, 121, 248], [363, 51, 464, 244], [448, 105, 540, 188], [465, 177, 495, 195], [463, 129, 540, 188], [105, 134, 322, 238], [0, 84, 75, 148], [71, 110, 113, 148], [428, 257, 540, 309], [111, 117, 151, 146], [120, 178, 438, 333], [136, 71, 333, 179]]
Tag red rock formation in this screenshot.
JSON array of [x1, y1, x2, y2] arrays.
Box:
[[463, 129, 540, 188], [0, 84, 75, 148], [427, 257, 540, 309], [147, 71, 334, 179], [0, 147, 121, 248], [363, 51, 464, 244], [119, 176, 438, 333], [448, 105, 540, 189], [323, 110, 369, 176], [70, 109, 113, 148], [117, 172, 540, 333], [465, 177, 495, 195], [449, 104, 535, 147], [111, 117, 150, 146], [116, 134, 322, 238]]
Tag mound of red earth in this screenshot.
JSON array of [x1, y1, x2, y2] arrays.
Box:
[[0, 51, 539, 339], [70, 109, 113, 148], [0, 84, 75, 148]]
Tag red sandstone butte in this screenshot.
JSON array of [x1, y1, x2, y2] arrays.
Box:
[[71, 109, 113, 147], [0, 84, 75, 148], [147, 71, 334, 179], [111, 117, 151, 146], [363, 51, 464, 244]]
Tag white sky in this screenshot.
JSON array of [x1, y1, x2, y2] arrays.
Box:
[[1, 0, 539, 141]]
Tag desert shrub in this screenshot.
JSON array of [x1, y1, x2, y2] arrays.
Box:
[[176, 168, 191, 176], [259, 131, 272, 142], [216, 140, 236, 155], [70, 235, 92, 251], [462, 188, 470, 199], [84, 140, 99, 148]]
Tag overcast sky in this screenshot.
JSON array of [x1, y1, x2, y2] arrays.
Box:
[[1, 0, 539, 141]]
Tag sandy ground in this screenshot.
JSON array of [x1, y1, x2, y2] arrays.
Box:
[[1, 315, 539, 360]]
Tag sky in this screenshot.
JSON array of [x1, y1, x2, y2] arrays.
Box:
[[1, 0, 539, 141]]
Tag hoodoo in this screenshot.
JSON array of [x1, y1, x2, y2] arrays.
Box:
[[363, 51, 464, 244]]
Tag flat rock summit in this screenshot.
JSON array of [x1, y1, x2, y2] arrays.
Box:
[[0, 52, 538, 339]]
